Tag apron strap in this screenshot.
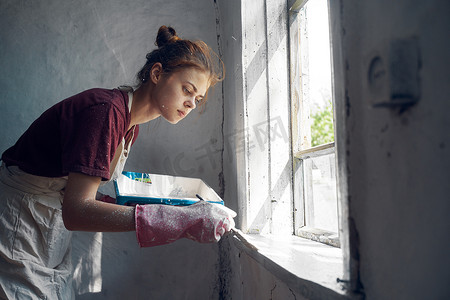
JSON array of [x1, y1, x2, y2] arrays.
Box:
[[107, 88, 135, 181]]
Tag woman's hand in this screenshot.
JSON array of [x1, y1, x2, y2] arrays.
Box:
[[62, 172, 237, 248], [135, 201, 236, 247], [62, 172, 135, 232]]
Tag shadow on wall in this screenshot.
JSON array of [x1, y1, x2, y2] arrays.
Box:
[[72, 230, 222, 299], [244, 7, 287, 98], [248, 160, 292, 232]]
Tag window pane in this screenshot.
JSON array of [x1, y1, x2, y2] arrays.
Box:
[[303, 152, 338, 232], [299, 0, 334, 149]]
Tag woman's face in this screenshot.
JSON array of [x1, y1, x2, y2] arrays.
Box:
[[152, 67, 210, 124]]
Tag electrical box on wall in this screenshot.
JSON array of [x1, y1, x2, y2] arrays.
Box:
[[366, 37, 421, 109]]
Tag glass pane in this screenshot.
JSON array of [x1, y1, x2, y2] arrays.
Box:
[[299, 0, 334, 149], [303, 152, 338, 232]]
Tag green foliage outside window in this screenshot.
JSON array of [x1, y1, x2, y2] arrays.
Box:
[[311, 101, 334, 147]]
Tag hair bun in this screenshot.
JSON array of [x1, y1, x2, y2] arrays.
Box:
[[156, 25, 181, 48]]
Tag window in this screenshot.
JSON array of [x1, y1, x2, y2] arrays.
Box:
[[290, 0, 340, 247], [232, 0, 351, 293]]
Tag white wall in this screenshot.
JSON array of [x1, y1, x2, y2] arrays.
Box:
[[342, 0, 450, 299], [0, 0, 228, 299]]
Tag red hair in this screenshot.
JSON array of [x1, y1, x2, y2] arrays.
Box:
[[136, 26, 224, 103]]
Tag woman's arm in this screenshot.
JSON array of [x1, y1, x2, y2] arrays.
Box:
[[62, 172, 135, 232]]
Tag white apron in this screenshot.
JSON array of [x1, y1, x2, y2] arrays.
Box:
[[0, 88, 134, 299], [0, 165, 73, 300]]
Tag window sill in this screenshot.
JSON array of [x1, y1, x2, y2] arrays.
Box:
[[229, 230, 351, 299], [297, 226, 341, 248]]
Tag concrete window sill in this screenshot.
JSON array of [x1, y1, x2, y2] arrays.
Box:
[[230, 231, 350, 299]]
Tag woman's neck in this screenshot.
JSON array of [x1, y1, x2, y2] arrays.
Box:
[[128, 84, 160, 130]]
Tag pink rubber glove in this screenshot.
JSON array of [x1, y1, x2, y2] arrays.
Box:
[[135, 201, 236, 247]]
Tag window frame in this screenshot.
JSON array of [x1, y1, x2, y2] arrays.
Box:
[[227, 0, 355, 293], [289, 0, 340, 248], [294, 142, 340, 247]]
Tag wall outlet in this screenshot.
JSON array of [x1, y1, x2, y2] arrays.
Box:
[[367, 37, 421, 108]]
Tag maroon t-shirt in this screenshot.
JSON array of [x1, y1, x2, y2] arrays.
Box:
[[1, 88, 139, 180]]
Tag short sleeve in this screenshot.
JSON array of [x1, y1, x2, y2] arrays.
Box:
[[60, 103, 125, 180]]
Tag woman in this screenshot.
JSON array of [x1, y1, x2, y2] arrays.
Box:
[[0, 26, 235, 299]]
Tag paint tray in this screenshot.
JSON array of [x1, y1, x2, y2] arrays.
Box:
[[114, 171, 224, 206]]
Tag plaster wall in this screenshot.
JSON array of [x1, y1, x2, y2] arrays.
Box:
[[0, 0, 226, 299], [341, 0, 450, 299]]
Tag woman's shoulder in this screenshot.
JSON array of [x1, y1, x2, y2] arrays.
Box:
[[73, 87, 122, 102], [61, 87, 127, 111]]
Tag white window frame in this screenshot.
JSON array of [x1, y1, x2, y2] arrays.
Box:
[[230, 0, 355, 293], [289, 0, 340, 248]]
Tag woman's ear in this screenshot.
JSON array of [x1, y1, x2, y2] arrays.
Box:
[[150, 63, 163, 84]]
